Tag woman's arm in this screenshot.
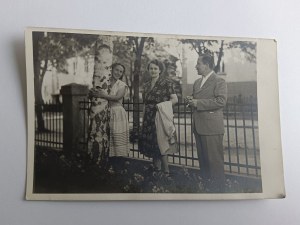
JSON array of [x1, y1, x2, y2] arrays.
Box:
[[170, 93, 178, 105], [90, 86, 126, 101], [104, 86, 126, 101]]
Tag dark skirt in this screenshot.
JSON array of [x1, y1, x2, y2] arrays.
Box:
[[138, 103, 161, 158]]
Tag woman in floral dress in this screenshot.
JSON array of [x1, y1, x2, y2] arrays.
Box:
[[89, 63, 129, 169], [139, 59, 178, 175]]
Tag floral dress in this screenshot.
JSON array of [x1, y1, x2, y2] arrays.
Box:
[[139, 77, 176, 158], [88, 74, 111, 163]]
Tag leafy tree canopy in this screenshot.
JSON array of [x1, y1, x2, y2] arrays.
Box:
[[35, 32, 99, 75]]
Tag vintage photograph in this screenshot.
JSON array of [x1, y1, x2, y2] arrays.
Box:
[[25, 28, 283, 200]]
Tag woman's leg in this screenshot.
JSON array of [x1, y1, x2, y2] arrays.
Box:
[[153, 156, 161, 171], [161, 155, 169, 174]]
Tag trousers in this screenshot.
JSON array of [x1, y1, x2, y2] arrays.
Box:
[[194, 132, 225, 192]]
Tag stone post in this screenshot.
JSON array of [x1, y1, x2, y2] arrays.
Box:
[[60, 83, 89, 154]]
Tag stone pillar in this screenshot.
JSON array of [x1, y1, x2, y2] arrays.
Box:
[[60, 83, 89, 154]]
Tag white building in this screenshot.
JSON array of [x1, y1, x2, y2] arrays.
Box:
[[41, 54, 94, 103]]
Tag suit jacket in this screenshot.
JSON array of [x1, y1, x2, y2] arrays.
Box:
[[192, 72, 227, 135]]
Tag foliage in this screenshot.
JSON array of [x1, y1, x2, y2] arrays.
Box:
[[228, 41, 257, 63], [34, 148, 259, 194], [181, 39, 219, 55], [180, 39, 256, 72], [33, 32, 98, 131], [35, 32, 98, 76]]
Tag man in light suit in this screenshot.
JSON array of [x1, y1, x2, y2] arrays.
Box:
[[186, 54, 227, 192]]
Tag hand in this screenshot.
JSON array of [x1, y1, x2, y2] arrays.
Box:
[[185, 96, 196, 108], [89, 88, 107, 98]]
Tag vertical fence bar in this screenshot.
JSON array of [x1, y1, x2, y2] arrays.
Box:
[[190, 107, 195, 167], [58, 101, 61, 148], [51, 102, 54, 148], [233, 97, 240, 173], [35, 105, 37, 146], [131, 102, 134, 158], [133, 102, 135, 158], [172, 104, 179, 164], [126, 101, 131, 157], [125, 101, 130, 158], [173, 104, 177, 164], [226, 103, 232, 173], [59, 101, 62, 148], [184, 103, 187, 166], [178, 102, 181, 165], [49, 102, 54, 147], [88, 99, 91, 151], [242, 102, 249, 175], [48, 103, 50, 147], [138, 102, 141, 159], [45, 103, 48, 147], [55, 102, 57, 149], [81, 100, 84, 151], [250, 96, 258, 176], [57, 102, 59, 148], [44, 103, 46, 147], [39, 103, 41, 147], [49, 102, 51, 148]]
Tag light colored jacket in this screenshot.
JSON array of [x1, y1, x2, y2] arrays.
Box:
[[155, 101, 178, 155]]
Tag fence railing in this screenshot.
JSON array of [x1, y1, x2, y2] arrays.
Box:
[[34, 103, 63, 150], [79, 97, 260, 177], [35, 96, 260, 177]]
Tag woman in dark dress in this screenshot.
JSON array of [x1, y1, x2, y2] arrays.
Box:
[[139, 59, 178, 175]]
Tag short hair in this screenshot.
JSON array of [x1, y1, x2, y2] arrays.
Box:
[[164, 59, 177, 70], [111, 63, 126, 79], [147, 59, 165, 75], [199, 54, 215, 69]]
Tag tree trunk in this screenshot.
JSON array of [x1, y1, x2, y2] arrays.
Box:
[[214, 40, 224, 73], [131, 59, 141, 141], [33, 32, 46, 132], [130, 38, 145, 142], [88, 37, 113, 165]]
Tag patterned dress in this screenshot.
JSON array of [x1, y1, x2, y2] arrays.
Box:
[[139, 77, 176, 158], [88, 75, 111, 163]]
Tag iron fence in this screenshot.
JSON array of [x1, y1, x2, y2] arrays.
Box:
[[34, 103, 63, 150], [35, 96, 260, 177], [79, 97, 260, 177]]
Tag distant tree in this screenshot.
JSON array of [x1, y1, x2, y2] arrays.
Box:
[[32, 32, 97, 131], [112, 37, 135, 100], [126, 36, 154, 141], [181, 39, 256, 73], [228, 41, 256, 63]]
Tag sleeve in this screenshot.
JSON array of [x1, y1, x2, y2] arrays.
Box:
[[116, 81, 128, 98], [122, 82, 129, 100], [167, 80, 176, 95], [142, 82, 147, 101], [196, 78, 227, 111]]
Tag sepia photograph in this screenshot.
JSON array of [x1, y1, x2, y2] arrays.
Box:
[[25, 27, 284, 200]]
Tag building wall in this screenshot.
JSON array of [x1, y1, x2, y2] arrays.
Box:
[[41, 56, 94, 103]]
